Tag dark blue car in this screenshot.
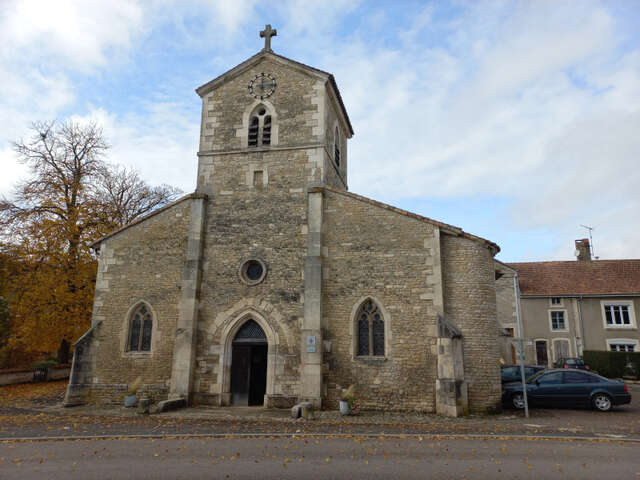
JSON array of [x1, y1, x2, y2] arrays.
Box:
[[501, 365, 545, 384], [502, 369, 631, 412]]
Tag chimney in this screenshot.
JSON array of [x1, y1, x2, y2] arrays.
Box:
[[575, 238, 591, 262]]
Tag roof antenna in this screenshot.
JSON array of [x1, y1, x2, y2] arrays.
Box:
[[580, 225, 599, 259]]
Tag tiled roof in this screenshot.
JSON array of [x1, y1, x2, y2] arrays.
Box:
[[508, 260, 640, 296], [323, 185, 500, 254]]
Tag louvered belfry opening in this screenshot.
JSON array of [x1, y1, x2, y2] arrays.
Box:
[[262, 115, 271, 145], [248, 106, 273, 148], [230, 319, 268, 406], [248, 116, 259, 147]]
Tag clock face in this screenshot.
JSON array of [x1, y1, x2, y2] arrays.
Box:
[[248, 73, 277, 100]]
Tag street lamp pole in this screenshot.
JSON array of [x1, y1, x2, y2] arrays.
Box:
[[513, 272, 529, 418]]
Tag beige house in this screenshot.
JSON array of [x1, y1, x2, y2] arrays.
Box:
[[64, 28, 504, 416], [497, 239, 640, 366]]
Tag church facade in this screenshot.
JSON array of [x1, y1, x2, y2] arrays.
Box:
[[65, 28, 503, 416]]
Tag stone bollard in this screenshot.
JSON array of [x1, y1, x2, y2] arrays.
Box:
[[137, 397, 152, 415]]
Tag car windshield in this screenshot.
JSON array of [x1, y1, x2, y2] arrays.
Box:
[[567, 359, 584, 365], [526, 370, 547, 383]]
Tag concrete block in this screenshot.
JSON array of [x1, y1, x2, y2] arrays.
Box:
[[291, 401, 313, 419], [153, 397, 187, 413]]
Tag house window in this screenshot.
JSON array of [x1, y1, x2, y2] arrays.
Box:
[[356, 299, 384, 357], [604, 304, 632, 326], [128, 304, 153, 351], [551, 297, 561, 305], [550, 311, 566, 331], [607, 339, 637, 352], [334, 126, 341, 167], [247, 106, 273, 148]]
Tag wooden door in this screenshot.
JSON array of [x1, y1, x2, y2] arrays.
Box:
[[230, 345, 250, 405], [535, 340, 548, 366], [248, 345, 268, 406]]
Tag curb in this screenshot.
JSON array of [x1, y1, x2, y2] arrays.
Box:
[[1, 432, 639, 443]]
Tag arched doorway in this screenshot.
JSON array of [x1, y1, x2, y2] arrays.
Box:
[[230, 319, 268, 406]]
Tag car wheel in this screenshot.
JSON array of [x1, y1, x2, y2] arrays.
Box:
[[511, 393, 525, 409], [592, 393, 612, 412]]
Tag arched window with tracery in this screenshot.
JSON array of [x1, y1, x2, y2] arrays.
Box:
[[356, 299, 384, 356], [334, 126, 341, 167], [248, 105, 272, 147], [128, 304, 153, 352]]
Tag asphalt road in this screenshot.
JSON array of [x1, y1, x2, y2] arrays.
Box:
[[0, 436, 636, 479]]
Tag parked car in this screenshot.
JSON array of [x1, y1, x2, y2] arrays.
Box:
[[553, 357, 590, 370], [501, 365, 545, 384], [502, 369, 631, 412]]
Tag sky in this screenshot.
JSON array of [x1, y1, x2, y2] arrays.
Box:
[[1, 0, 639, 262]]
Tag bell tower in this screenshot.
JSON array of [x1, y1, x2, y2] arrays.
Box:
[[193, 26, 353, 197]]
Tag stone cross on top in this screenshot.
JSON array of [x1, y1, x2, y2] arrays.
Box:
[[260, 24, 277, 51]]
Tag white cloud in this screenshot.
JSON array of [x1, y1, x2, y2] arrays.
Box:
[[0, 0, 145, 68], [0, 1, 638, 260], [273, 0, 361, 36], [312, 2, 639, 259]]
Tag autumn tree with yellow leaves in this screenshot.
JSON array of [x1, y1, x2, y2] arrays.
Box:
[[0, 121, 181, 365]]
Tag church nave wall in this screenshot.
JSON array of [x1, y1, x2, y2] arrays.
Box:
[[83, 198, 192, 404], [321, 189, 441, 411]]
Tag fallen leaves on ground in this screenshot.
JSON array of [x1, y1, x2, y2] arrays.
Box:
[[0, 381, 67, 406]]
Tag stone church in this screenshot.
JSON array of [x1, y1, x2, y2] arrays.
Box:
[[65, 26, 503, 416]]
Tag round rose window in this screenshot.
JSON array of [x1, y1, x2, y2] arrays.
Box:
[[239, 259, 267, 285]]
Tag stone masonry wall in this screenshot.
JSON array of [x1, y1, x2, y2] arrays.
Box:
[[441, 235, 502, 413], [197, 55, 347, 194], [192, 149, 312, 404], [199, 57, 322, 153], [323, 94, 348, 189], [322, 189, 440, 412], [86, 199, 192, 404], [495, 267, 517, 363], [495, 270, 517, 330]]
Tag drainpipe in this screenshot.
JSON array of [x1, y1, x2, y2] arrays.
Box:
[[577, 296, 586, 357], [512, 272, 529, 418]]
